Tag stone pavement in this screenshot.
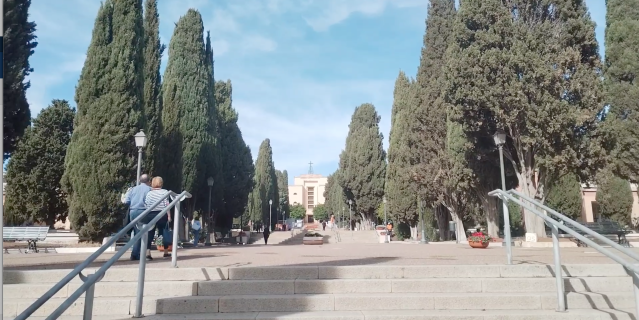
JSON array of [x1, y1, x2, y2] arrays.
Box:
[[3, 237, 631, 270]]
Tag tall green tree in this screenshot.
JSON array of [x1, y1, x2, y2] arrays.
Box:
[[604, 0, 639, 183], [596, 170, 634, 226], [141, 0, 165, 175], [338, 103, 386, 229], [161, 9, 214, 214], [324, 171, 347, 221], [249, 139, 277, 227], [216, 80, 254, 229], [445, 0, 605, 238], [275, 169, 290, 220], [5, 100, 75, 226], [411, 0, 465, 239], [385, 71, 418, 227], [3, 0, 38, 159], [62, 0, 144, 241], [545, 173, 583, 221]]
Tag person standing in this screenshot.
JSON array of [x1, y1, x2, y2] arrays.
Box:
[[144, 177, 173, 259], [263, 226, 270, 245], [125, 174, 151, 261], [192, 216, 202, 247]]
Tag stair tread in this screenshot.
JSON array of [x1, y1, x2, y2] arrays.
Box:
[[8, 309, 634, 320]]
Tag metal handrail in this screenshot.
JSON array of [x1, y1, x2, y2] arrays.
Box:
[[489, 189, 639, 315], [507, 189, 639, 261], [15, 190, 192, 320]]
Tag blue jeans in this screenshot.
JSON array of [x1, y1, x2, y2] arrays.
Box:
[[129, 208, 146, 259], [192, 229, 200, 246]]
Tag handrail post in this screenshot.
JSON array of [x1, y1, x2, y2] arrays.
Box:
[[171, 199, 180, 268], [82, 281, 95, 320], [502, 197, 513, 265], [134, 225, 148, 318], [630, 271, 639, 317], [551, 224, 566, 312]]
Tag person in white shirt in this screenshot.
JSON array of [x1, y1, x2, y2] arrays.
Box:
[[192, 216, 202, 247]]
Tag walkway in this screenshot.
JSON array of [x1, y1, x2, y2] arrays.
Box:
[[3, 241, 630, 270]]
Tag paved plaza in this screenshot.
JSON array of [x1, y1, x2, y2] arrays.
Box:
[[2, 239, 629, 270]]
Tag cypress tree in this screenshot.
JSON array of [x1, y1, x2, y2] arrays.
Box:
[[338, 103, 386, 229], [250, 139, 277, 227], [385, 71, 418, 228], [324, 171, 346, 222], [445, 0, 604, 238], [5, 100, 75, 226], [141, 0, 165, 175], [411, 0, 465, 238], [275, 169, 290, 221], [3, 0, 38, 159], [161, 9, 213, 213], [545, 173, 584, 221], [605, 0, 639, 183], [271, 163, 280, 227], [596, 170, 634, 226], [216, 80, 254, 229], [62, 0, 144, 240]]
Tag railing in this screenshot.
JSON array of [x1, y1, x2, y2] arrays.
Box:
[[489, 189, 639, 315], [15, 190, 192, 320]]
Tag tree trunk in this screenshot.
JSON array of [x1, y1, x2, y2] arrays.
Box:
[[435, 205, 449, 241], [485, 196, 499, 238], [446, 205, 467, 242], [519, 168, 546, 238]]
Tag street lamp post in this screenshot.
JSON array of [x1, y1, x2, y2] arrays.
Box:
[[206, 177, 214, 244], [493, 129, 512, 265], [269, 199, 273, 231], [134, 130, 147, 185], [383, 197, 388, 243], [348, 200, 352, 231]]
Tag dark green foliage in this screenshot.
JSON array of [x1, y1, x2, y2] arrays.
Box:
[[604, 0, 639, 183], [503, 198, 525, 237], [289, 204, 306, 220], [596, 171, 634, 226], [3, 0, 38, 159], [62, 0, 144, 241], [249, 139, 277, 227], [545, 174, 583, 221], [445, 0, 605, 237], [324, 171, 346, 218], [216, 80, 254, 227], [338, 104, 386, 228], [313, 204, 328, 222], [275, 170, 290, 220], [410, 0, 461, 234], [5, 100, 75, 226], [385, 71, 417, 226], [141, 0, 165, 175], [160, 9, 214, 212]]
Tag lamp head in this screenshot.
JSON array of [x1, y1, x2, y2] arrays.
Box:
[[493, 129, 507, 147], [134, 130, 147, 148], [269, 199, 272, 205], [383, 197, 386, 204], [348, 199, 352, 205], [207, 177, 214, 187]]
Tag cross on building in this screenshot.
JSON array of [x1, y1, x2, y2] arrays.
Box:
[[308, 161, 314, 174]]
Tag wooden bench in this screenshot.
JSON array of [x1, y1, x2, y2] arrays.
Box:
[[3, 227, 50, 253], [559, 221, 630, 247]]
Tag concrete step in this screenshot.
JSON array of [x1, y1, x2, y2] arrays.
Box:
[[4, 267, 228, 284], [4, 264, 631, 285], [225, 264, 630, 280], [5, 281, 196, 299], [4, 309, 637, 320], [153, 292, 636, 313], [196, 277, 633, 295], [3, 296, 160, 318]]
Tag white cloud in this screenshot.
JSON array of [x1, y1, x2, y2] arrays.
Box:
[[212, 40, 230, 57], [240, 35, 277, 53]]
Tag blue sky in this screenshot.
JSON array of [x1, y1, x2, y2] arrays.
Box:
[[26, 0, 606, 183]]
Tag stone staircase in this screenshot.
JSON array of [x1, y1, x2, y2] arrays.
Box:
[[315, 229, 378, 244], [4, 264, 637, 319]]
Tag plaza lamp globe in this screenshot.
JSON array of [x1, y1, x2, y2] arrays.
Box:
[[134, 130, 147, 148], [493, 129, 506, 147]]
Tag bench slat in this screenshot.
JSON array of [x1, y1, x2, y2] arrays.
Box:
[[3, 227, 49, 241]]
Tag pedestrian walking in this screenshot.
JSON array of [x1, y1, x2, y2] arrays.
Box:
[[192, 216, 202, 247], [263, 227, 270, 245], [124, 174, 151, 261]]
